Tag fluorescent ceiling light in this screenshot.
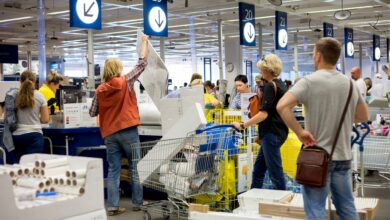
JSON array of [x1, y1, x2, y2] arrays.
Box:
[[0, 16, 33, 23], [47, 10, 69, 15], [308, 5, 378, 14]]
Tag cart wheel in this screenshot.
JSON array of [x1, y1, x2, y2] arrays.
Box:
[[143, 211, 151, 220]]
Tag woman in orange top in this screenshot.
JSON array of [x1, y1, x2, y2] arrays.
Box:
[[89, 35, 149, 216]]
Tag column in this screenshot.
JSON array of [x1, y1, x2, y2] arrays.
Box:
[[37, 0, 46, 86]]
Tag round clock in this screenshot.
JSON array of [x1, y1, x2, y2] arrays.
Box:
[[226, 63, 234, 72], [278, 29, 288, 48]]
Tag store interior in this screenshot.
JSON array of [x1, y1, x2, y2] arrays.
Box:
[[0, 0, 390, 219]]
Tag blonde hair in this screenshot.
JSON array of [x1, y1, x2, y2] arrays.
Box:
[[190, 73, 202, 84], [17, 70, 36, 109], [256, 54, 282, 77], [46, 70, 63, 85], [103, 58, 123, 82]]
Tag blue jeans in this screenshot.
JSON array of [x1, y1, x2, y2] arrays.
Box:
[[13, 132, 44, 163], [251, 132, 286, 190], [302, 160, 358, 220], [105, 126, 143, 211]]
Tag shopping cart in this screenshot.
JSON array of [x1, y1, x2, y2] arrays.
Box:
[[351, 123, 370, 196], [132, 124, 243, 220], [356, 123, 390, 188]]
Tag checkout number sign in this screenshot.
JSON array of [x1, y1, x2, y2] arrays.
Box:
[[239, 2, 256, 46], [275, 11, 288, 50], [70, 0, 102, 30], [323, 22, 334, 38], [143, 0, 168, 37], [344, 28, 354, 58], [373, 35, 381, 61]]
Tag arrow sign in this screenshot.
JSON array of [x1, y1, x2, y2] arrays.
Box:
[[144, 0, 168, 37], [84, 2, 95, 17], [155, 9, 164, 28], [70, 0, 101, 29], [239, 2, 256, 46]]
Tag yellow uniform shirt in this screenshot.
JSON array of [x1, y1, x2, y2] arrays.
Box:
[[38, 84, 59, 110]]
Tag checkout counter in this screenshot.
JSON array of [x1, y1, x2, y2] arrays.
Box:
[[43, 85, 162, 158]]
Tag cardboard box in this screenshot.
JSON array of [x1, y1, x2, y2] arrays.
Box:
[[259, 194, 379, 220], [189, 204, 209, 213]]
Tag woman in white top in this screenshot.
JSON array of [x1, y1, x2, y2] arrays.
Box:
[[12, 70, 49, 162]]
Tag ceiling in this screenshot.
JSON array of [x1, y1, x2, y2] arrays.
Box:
[[0, 0, 389, 67]]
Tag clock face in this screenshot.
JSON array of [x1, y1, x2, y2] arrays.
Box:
[[347, 42, 354, 57], [226, 63, 234, 72], [278, 29, 288, 48], [374, 47, 381, 60]]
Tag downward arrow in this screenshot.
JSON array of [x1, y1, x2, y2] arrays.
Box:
[[84, 2, 95, 17], [154, 9, 165, 28], [248, 26, 254, 40]]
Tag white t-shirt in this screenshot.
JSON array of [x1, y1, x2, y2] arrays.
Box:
[[355, 78, 367, 98]]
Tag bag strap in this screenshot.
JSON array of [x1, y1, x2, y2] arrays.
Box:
[[270, 80, 277, 95], [329, 80, 353, 160]]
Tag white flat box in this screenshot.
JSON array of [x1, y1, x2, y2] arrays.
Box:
[[238, 189, 293, 212]]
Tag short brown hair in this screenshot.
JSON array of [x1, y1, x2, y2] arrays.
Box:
[[315, 37, 341, 65]]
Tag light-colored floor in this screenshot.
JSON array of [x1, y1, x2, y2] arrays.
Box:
[[108, 175, 390, 220]]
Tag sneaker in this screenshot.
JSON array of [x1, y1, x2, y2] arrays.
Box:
[[107, 207, 126, 216], [132, 207, 141, 212]]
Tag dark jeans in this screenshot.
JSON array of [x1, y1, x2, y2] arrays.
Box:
[[13, 132, 44, 163], [251, 132, 286, 190]]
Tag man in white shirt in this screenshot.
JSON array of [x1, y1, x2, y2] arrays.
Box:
[[351, 67, 367, 98]]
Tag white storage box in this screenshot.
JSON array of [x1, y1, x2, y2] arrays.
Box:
[[238, 189, 293, 212]]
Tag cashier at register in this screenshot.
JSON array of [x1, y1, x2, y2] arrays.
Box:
[[38, 70, 63, 112]]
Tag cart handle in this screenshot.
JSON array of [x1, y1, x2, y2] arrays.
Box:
[[358, 122, 370, 152], [352, 126, 360, 146], [195, 124, 239, 134]]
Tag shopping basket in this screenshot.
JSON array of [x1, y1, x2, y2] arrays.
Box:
[[132, 124, 242, 220]]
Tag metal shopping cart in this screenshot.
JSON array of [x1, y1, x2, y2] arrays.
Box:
[[355, 123, 390, 189], [132, 124, 243, 220]]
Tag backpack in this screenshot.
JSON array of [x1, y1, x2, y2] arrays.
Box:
[[4, 88, 18, 132], [248, 81, 277, 119]]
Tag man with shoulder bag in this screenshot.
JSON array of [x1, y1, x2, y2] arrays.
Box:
[[277, 38, 369, 220]]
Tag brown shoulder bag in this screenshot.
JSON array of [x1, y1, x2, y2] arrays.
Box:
[[248, 81, 277, 119], [295, 80, 353, 187]]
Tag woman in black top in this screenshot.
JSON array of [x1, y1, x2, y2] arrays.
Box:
[[233, 54, 288, 190]]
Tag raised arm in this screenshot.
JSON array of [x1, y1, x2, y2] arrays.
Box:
[[125, 35, 149, 87]]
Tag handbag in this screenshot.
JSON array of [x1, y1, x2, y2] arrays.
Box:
[[295, 80, 353, 187], [248, 81, 277, 119]]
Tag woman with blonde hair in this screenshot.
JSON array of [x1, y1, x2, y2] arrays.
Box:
[[38, 69, 63, 111], [89, 35, 149, 216], [11, 71, 50, 162], [233, 54, 288, 190]]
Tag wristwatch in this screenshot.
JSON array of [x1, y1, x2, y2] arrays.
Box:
[[240, 122, 245, 130]]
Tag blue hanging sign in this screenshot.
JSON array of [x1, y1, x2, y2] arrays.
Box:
[[344, 28, 354, 58], [275, 11, 288, 50], [143, 0, 168, 37], [239, 2, 256, 46], [373, 35, 381, 61], [70, 0, 102, 30], [323, 22, 333, 38]]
